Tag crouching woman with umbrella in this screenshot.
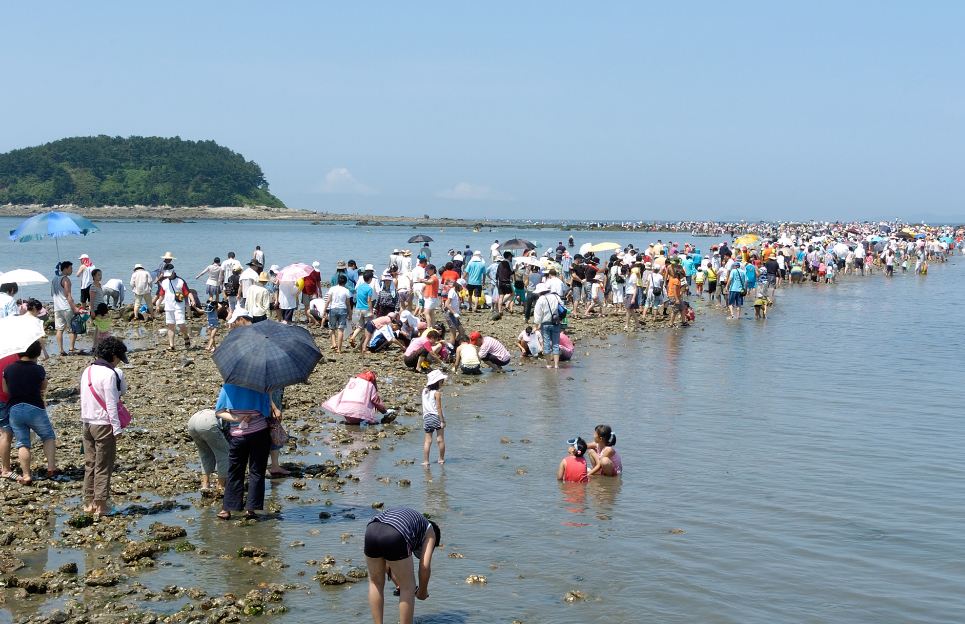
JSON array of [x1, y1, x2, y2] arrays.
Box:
[[211, 321, 322, 521]]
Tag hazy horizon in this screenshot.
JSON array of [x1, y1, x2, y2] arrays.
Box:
[[2, 3, 963, 222]]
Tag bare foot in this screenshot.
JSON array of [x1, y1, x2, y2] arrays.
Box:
[[437, 459, 445, 464], [421, 461, 430, 466]]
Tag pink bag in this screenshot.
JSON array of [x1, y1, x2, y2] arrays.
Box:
[[86, 368, 132, 429]]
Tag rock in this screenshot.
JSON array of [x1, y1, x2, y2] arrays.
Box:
[[66, 513, 95, 529], [346, 566, 368, 580], [0, 552, 25, 574], [668, 528, 685, 535], [317, 511, 331, 520], [149, 522, 187, 541], [84, 568, 120, 587], [314, 569, 348, 585], [121, 540, 169, 562], [397, 479, 411, 487], [371, 501, 384, 509], [465, 575, 487, 584], [14, 576, 48, 594], [563, 590, 587, 603], [237, 545, 269, 558], [48, 610, 69, 623], [57, 562, 78, 574], [448, 552, 465, 559]]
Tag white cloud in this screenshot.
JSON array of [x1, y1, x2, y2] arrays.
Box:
[[318, 168, 378, 196], [436, 182, 514, 202]]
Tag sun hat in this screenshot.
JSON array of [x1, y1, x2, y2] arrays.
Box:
[[392, 248, 399, 253], [364, 263, 375, 272], [456, 278, 467, 287], [78, 253, 90, 260], [426, 369, 448, 386], [269, 264, 280, 273], [161, 251, 176, 261], [403, 249, 412, 256], [227, 306, 252, 323], [472, 250, 482, 257], [133, 263, 144, 270], [335, 260, 347, 269], [232, 265, 243, 273], [162, 270, 174, 278], [258, 272, 270, 283], [534, 282, 550, 294], [312, 261, 320, 269]]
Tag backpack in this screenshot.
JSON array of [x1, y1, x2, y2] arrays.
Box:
[[545, 293, 566, 325], [224, 275, 239, 297]]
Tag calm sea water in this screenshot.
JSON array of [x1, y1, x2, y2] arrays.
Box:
[[2, 218, 964, 623]]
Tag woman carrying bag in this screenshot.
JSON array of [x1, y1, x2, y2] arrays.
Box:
[[80, 337, 130, 516]]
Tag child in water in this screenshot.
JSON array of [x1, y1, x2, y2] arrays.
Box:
[[754, 292, 769, 319], [91, 303, 111, 347], [422, 369, 447, 465], [557, 436, 589, 483], [587, 424, 622, 477]]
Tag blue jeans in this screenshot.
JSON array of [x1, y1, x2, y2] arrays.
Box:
[[9, 403, 55, 450], [0, 401, 9, 432], [329, 308, 348, 330], [540, 322, 561, 356]]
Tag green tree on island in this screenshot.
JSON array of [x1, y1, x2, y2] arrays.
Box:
[[0, 136, 286, 208]]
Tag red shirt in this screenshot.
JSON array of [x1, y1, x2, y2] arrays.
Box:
[[423, 275, 440, 298], [303, 270, 321, 296], [562, 455, 588, 483], [0, 354, 19, 402]]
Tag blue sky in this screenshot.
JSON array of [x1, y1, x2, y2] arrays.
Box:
[[1, 2, 963, 221]]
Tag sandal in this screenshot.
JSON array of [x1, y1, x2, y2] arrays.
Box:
[[17, 476, 33, 486], [217, 510, 231, 520], [243, 511, 258, 520], [1, 472, 18, 481]]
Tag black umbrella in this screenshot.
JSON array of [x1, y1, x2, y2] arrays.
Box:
[[213, 321, 322, 393], [500, 238, 536, 251], [408, 234, 434, 243]]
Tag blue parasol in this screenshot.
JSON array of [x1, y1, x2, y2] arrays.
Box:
[[8, 211, 100, 260], [212, 321, 322, 393]]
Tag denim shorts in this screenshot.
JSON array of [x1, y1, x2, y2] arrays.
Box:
[[0, 401, 9, 432], [329, 308, 348, 329], [9, 403, 56, 449]]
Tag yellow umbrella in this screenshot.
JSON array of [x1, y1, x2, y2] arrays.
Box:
[[587, 241, 622, 253], [734, 234, 759, 247]]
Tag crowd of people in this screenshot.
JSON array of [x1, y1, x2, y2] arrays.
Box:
[[0, 222, 960, 624]]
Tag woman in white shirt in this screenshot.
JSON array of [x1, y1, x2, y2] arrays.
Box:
[[80, 337, 129, 516]]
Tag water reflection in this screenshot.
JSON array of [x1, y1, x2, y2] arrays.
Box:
[[424, 467, 450, 514]]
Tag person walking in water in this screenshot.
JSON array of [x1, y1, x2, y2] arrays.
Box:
[[421, 370, 447, 465]]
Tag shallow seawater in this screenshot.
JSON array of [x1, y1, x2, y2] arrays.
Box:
[[1, 220, 964, 623]]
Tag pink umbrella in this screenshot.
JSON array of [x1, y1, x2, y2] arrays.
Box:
[[277, 263, 313, 282]]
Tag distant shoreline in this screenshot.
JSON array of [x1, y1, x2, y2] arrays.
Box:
[[0, 203, 560, 229]]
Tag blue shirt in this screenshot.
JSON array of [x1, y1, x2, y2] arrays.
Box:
[[464, 260, 487, 285], [745, 264, 757, 286], [355, 282, 374, 311], [215, 384, 272, 417], [728, 268, 746, 292]]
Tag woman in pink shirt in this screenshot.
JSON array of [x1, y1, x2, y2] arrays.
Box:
[[322, 371, 396, 425]]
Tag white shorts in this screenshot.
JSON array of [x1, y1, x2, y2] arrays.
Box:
[[165, 304, 186, 326], [424, 297, 439, 310]]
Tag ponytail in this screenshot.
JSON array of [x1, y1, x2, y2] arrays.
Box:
[[595, 424, 616, 447]]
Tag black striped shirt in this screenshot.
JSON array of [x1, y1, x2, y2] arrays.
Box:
[[371, 507, 431, 557]]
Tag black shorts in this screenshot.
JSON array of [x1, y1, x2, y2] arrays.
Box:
[[707, 280, 717, 294], [80, 286, 91, 304], [497, 282, 512, 295], [364, 521, 409, 561], [460, 364, 482, 375], [365, 320, 377, 333], [404, 349, 427, 369], [467, 284, 482, 297], [482, 353, 511, 367], [282, 308, 295, 323]]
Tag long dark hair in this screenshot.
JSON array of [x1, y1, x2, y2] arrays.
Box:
[[595, 424, 616, 446]]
